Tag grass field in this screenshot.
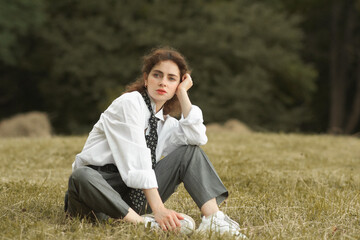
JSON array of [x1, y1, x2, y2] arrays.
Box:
[[0, 130, 359, 239]]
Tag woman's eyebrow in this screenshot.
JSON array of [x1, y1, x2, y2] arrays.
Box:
[[152, 69, 163, 74], [168, 73, 179, 78], [153, 69, 179, 78]]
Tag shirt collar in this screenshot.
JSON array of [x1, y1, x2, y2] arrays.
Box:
[[146, 91, 164, 121], [155, 108, 164, 121]]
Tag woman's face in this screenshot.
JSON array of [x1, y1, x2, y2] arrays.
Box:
[[144, 60, 180, 111]]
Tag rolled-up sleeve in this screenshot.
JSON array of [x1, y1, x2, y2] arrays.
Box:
[[170, 105, 208, 146], [100, 96, 158, 189]]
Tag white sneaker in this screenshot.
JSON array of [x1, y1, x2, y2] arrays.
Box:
[[196, 211, 247, 239], [142, 213, 195, 235]]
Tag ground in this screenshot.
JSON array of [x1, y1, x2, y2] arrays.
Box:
[[0, 131, 359, 239]]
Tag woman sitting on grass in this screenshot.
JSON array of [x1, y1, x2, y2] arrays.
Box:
[[64, 46, 246, 238]]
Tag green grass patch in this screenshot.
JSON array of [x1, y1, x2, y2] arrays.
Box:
[[0, 132, 359, 239]]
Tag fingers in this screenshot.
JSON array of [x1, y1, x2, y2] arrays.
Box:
[[157, 219, 168, 231], [154, 208, 185, 232], [166, 211, 181, 230], [176, 212, 184, 220], [173, 213, 181, 228], [160, 223, 167, 231], [158, 211, 182, 232], [159, 220, 176, 232], [182, 73, 191, 82], [178, 74, 193, 93], [168, 217, 178, 230]]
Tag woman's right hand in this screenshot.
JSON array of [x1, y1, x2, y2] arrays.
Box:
[[176, 73, 193, 95], [143, 188, 184, 231], [153, 206, 184, 231]]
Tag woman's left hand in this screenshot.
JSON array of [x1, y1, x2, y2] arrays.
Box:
[[176, 73, 193, 95]]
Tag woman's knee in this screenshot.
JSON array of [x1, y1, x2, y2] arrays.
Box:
[[178, 145, 203, 153], [178, 145, 207, 164], [187, 145, 206, 156], [69, 166, 94, 186]]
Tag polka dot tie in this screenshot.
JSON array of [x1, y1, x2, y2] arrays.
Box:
[[128, 91, 159, 213]]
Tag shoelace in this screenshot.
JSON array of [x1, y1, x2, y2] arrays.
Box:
[[207, 213, 246, 239], [223, 215, 240, 230]]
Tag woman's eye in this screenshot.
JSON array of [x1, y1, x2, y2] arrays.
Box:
[[153, 73, 159, 78], [169, 76, 179, 81]]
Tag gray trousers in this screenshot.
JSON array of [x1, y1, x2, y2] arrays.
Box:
[[65, 145, 228, 220]]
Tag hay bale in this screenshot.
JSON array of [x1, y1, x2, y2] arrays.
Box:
[[206, 123, 224, 132], [0, 112, 52, 137], [206, 119, 252, 134], [224, 119, 252, 133]]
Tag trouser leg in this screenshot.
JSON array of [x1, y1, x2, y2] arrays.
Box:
[[66, 166, 130, 220], [144, 145, 228, 213]]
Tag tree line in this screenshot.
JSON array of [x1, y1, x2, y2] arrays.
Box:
[[0, 0, 359, 135]]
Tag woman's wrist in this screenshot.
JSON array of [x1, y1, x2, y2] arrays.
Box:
[[143, 188, 166, 213], [151, 202, 166, 213], [177, 89, 192, 118], [176, 86, 187, 98]]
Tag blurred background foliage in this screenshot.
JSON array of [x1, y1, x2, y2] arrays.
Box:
[[0, 0, 359, 135]]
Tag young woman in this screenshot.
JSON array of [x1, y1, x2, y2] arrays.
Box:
[[65, 47, 246, 238]]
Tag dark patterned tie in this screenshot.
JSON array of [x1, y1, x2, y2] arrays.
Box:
[[128, 91, 159, 213]]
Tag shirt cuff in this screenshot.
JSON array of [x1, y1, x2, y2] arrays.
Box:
[[126, 169, 158, 189], [180, 105, 204, 125]]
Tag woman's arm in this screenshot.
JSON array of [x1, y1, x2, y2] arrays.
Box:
[[176, 73, 193, 118], [140, 75, 195, 230], [143, 188, 184, 231], [101, 93, 157, 189], [168, 73, 207, 146]]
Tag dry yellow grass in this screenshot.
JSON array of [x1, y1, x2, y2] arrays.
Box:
[[0, 131, 359, 239]]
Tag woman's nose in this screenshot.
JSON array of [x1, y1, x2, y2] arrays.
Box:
[[159, 77, 167, 86]]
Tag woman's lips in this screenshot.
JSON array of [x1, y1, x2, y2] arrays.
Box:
[[156, 89, 167, 95]]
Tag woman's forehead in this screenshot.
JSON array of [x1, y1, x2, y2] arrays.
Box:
[[152, 60, 180, 76]]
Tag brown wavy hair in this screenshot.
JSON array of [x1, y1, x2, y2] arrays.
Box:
[[125, 46, 190, 116]]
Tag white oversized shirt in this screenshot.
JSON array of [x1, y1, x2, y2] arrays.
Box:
[[72, 91, 208, 190]]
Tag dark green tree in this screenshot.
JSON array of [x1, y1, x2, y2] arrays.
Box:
[[265, 0, 360, 134], [174, 1, 317, 131], [0, 0, 317, 134], [0, 0, 46, 118], [38, 0, 316, 133]]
